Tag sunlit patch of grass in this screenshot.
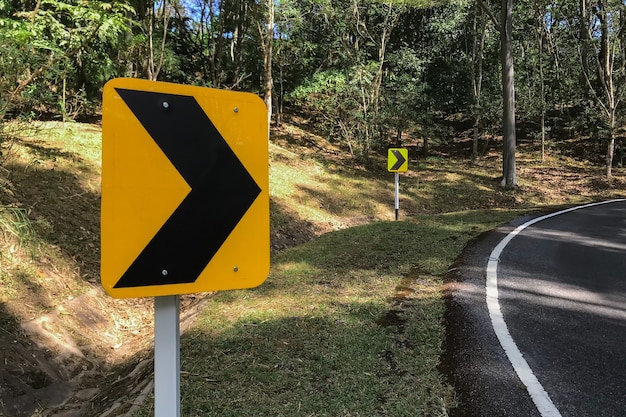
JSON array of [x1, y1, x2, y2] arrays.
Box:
[[130, 207, 530, 416], [20, 121, 102, 167], [270, 143, 395, 237]]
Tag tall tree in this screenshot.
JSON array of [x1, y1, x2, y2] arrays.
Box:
[[470, 2, 488, 163], [478, 0, 517, 186], [147, 0, 171, 80], [534, 0, 547, 162], [578, 0, 624, 178], [126, 0, 173, 81], [257, 0, 274, 124], [500, 0, 516, 186]]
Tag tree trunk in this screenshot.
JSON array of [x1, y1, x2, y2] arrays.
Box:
[[500, 0, 517, 187], [260, 0, 274, 126], [231, 0, 249, 88], [606, 133, 615, 178], [146, 0, 169, 81], [597, 0, 616, 178], [536, 2, 546, 162], [371, 3, 403, 127], [471, 3, 487, 164]]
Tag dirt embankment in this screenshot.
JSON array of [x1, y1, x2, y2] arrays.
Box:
[[1, 283, 213, 417]]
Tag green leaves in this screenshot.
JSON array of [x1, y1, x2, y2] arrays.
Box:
[[31, 0, 132, 47], [0, 0, 134, 120]]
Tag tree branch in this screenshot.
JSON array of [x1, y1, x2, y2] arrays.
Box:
[[1, 14, 106, 121], [476, 0, 500, 30]]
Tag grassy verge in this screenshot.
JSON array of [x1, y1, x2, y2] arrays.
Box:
[[133, 212, 527, 417], [1, 118, 625, 416], [0, 121, 101, 308]]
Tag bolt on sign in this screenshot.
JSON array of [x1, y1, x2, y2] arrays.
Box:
[[101, 78, 269, 298]]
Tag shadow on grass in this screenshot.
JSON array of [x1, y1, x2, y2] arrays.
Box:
[[266, 214, 513, 285], [0, 139, 102, 416], [270, 198, 320, 251], [18, 140, 91, 169], [3, 153, 101, 280], [168, 297, 451, 417]]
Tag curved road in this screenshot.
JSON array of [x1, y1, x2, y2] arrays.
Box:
[[444, 199, 626, 417]]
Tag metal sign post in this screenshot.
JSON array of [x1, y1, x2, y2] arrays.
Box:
[[154, 295, 181, 417], [394, 172, 400, 221]]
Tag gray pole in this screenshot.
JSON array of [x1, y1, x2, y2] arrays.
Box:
[[154, 295, 181, 417], [395, 172, 400, 221]]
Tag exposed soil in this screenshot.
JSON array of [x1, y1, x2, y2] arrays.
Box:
[[0, 289, 218, 416]]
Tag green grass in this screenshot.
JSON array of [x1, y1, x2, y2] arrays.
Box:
[[0, 121, 98, 307], [0, 205, 34, 243], [2, 118, 626, 416], [131, 211, 527, 417], [22, 120, 102, 167]]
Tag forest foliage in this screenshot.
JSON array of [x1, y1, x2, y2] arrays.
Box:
[[0, 0, 625, 176]]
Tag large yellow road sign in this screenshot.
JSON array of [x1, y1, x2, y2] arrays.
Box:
[[101, 78, 269, 298]]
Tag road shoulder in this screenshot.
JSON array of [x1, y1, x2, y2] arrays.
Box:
[[441, 223, 541, 417]]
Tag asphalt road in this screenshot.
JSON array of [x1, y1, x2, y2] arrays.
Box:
[[443, 200, 626, 417]]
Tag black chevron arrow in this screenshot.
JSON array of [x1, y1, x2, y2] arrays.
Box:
[[113, 88, 261, 288], [390, 149, 407, 171]]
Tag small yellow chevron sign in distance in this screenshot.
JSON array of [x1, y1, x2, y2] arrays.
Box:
[[388, 148, 408, 172]]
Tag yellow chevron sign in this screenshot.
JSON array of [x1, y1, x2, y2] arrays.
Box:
[[388, 148, 408, 172], [101, 78, 269, 298]]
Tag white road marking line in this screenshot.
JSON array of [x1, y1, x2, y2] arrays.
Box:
[[486, 199, 626, 417]]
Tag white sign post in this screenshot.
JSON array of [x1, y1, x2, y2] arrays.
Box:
[[394, 172, 400, 221], [154, 295, 181, 417]]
